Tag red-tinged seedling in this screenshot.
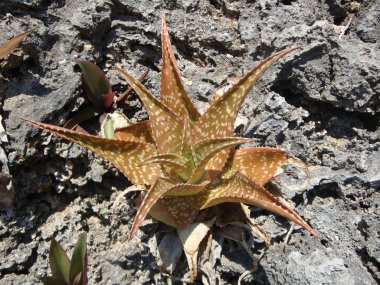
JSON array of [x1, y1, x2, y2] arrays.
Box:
[[64, 61, 148, 129], [26, 15, 318, 246], [40, 233, 88, 285]]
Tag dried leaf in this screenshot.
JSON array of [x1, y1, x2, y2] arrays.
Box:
[[240, 204, 271, 245], [157, 232, 183, 274], [0, 30, 32, 60], [178, 218, 215, 280]]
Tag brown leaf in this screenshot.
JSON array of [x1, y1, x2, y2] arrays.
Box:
[[0, 30, 32, 60], [128, 178, 175, 240], [129, 180, 209, 239], [178, 218, 215, 280]]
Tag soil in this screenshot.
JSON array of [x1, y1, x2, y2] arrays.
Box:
[[0, 0, 379, 284]]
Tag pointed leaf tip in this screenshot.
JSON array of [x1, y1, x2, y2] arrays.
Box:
[[69, 233, 87, 285], [193, 46, 299, 142], [0, 30, 33, 60], [160, 14, 200, 122], [49, 238, 70, 282], [116, 66, 184, 154], [189, 172, 318, 237], [77, 61, 112, 109], [128, 178, 175, 240], [23, 118, 162, 185]]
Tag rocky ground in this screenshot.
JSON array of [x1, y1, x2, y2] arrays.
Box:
[[0, 0, 379, 284]]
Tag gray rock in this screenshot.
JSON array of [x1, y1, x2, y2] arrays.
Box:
[[356, 2, 380, 43]]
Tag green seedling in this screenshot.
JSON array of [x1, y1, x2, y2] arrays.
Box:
[[40, 233, 88, 285]]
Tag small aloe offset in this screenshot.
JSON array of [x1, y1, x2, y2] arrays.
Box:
[[25, 15, 317, 241], [41, 233, 88, 285], [64, 61, 148, 129]]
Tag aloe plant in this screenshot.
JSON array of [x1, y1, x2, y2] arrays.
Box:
[[40, 233, 88, 285], [25, 15, 317, 242]]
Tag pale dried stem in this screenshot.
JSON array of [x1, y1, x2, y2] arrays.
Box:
[[339, 14, 354, 40]]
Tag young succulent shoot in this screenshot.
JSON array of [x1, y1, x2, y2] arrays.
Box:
[[0, 30, 33, 61], [64, 61, 148, 129], [25, 15, 318, 245], [40, 233, 88, 285]]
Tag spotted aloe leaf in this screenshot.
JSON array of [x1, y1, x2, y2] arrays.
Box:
[[193, 137, 252, 162], [140, 153, 192, 181], [23, 119, 161, 185], [189, 172, 318, 236], [140, 153, 190, 167], [160, 14, 200, 122], [189, 137, 252, 184], [223, 147, 288, 185], [128, 177, 175, 240], [0, 30, 32, 60], [116, 66, 184, 155], [128, 178, 211, 240], [147, 195, 200, 230], [192, 47, 299, 142], [113, 120, 153, 143]]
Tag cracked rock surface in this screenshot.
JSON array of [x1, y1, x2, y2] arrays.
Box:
[[0, 0, 379, 284]]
